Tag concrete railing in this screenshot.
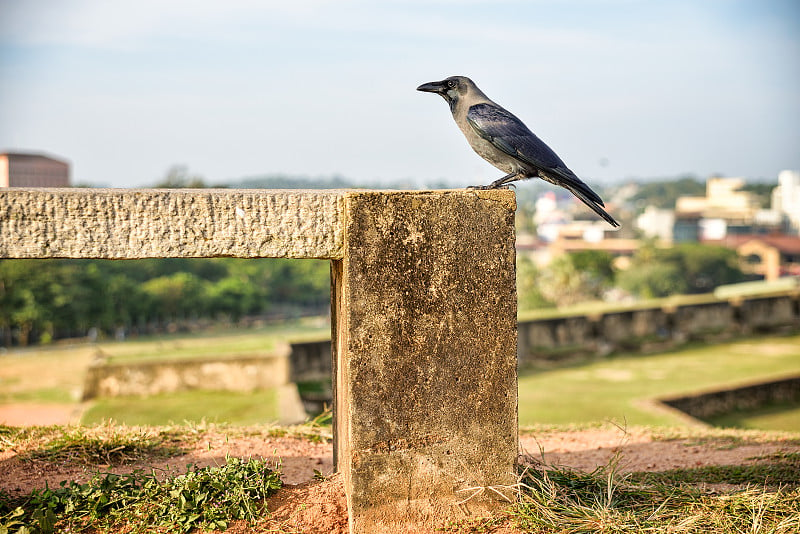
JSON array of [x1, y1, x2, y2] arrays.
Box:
[[0, 187, 519, 534]]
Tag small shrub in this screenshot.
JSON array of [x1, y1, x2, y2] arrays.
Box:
[[0, 457, 282, 534]]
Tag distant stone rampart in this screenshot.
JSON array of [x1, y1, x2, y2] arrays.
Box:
[[517, 292, 799, 365], [82, 349, 291, 400], [289, 291, 800, 384], [660, 376, 800, 420]]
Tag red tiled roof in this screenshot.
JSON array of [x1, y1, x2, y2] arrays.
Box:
[[710, 234, 800, 254]]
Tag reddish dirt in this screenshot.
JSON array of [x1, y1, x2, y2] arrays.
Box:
[[1, 425, 798, 533], [520, 427, 799, 474], [0, 403, 79, 426]]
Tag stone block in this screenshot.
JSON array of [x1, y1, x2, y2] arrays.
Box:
[[331, 190, 518, 533], [0, 188, 345, 259]]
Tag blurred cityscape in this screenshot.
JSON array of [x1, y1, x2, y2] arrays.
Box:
[[4, 149, 800, 343], [518, 170, 800, 287]]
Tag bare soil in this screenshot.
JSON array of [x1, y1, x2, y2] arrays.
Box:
[[0, 403, 79, 426], [1, 425, 798, 533]]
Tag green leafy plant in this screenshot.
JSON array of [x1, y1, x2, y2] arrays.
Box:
[[0, 457, 281, 534]]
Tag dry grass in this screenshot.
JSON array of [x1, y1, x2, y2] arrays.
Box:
[[511, 453, 800, 533]]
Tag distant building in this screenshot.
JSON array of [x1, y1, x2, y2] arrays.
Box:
[[673, 213, 701, 243], [533, 191, 571, 242], [0, 152, 70, 187], [636, 206, 675, 242], [771, 170, 800, 233], [676, 177, 760, 214], [674, 176, 770, 241], [713, 234, 800, 281]]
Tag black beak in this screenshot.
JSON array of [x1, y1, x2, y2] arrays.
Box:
[[417, 80, 445, 93]]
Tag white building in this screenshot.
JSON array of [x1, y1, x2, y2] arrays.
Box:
[[676, 177, 760, 215], [771, 170, 800, 233], [636, 205, 675, 242]]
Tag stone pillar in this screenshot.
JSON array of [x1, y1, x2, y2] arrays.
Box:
[[332, 190, 518, 533]]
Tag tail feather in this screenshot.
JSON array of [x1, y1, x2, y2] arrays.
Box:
[[548, 166, 605, 206], [564, 184, 620, 227]]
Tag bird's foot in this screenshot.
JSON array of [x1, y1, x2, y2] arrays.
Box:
[[467, 183, 516, 190]]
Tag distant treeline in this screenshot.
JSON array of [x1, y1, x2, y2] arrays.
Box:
[[517, 243, 749, 311], [0, 258, 329, 346]]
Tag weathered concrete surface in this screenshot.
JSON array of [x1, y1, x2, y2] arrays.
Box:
[[332, 190, 518, 533], [82, 350, 291, 399], [0, 188, 345, 259]]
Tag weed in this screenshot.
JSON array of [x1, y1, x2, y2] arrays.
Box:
[[262, 408, 333, 443], [512, 454, 800, 533], [0, 457, 282, 534], [16, 424, 185, 466], [0, 426, 63, 453]]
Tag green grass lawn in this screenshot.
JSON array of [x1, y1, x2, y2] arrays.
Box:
[[80, 389, 279, 426], [99, 318, 329, 363], [518, 334, 800, 428], [0, 345, 94, 404]]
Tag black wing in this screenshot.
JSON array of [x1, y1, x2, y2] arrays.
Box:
[[466, 103, 605, 207]]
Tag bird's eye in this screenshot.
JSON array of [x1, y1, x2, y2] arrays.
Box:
[[447, 80, 456, 89]]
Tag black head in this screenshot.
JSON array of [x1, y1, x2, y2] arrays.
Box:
[[417, 76, 475, 109]]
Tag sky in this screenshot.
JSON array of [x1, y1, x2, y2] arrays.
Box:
[[0, 0, 798, 188]]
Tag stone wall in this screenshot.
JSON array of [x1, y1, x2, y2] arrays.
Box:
[[517, 291, 800, 365], [737, 295, 798, 332], [82, 349, 291, 399], [289, 291, 800, 382], [672, 301, 733, 338], [661, 376, 800, 420], [289, 339, 332, 382]]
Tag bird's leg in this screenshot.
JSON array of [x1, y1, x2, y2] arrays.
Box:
[[490, 173, 524, 188], [468, 172, 519, 190]]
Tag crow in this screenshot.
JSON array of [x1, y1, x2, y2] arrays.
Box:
[[417, 75, 619, 227]]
